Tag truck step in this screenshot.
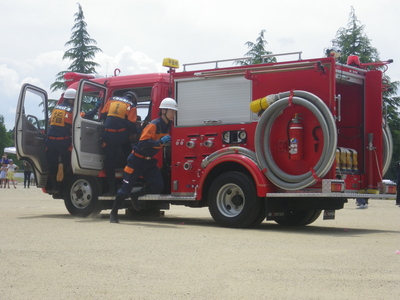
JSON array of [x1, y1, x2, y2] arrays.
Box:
[[98, 194, 197, 201], [138, 194, 196, 201]]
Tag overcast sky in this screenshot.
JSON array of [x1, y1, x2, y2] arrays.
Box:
[[1, 0, 399, 131]]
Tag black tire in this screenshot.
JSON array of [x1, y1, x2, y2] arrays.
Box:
[[64, 175, 102, 217], [249, 202, 266, 227], [208, 171, 263, 228], [274, 210, 322, 226]]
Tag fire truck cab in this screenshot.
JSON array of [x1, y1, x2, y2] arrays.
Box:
[[15, 52, 396, 228]]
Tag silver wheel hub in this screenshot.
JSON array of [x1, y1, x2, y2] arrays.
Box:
[[70, 180, 93, 209], [216, 183, 244, 217]]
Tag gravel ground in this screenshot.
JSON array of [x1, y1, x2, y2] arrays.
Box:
[[0, 185, 399, 300]]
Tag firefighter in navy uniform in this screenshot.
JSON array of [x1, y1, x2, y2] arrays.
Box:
[[100, 91, 138, 195], [109, 98, 178, 223], [46, 88, 76, 192]]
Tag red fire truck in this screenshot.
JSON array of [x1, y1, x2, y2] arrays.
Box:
[[15, 52, 396, 227]]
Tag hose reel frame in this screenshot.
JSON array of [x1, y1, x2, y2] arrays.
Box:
[[255, 90, 337, 190]]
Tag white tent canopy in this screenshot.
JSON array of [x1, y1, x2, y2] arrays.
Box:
[[3, 147, 16, 155]]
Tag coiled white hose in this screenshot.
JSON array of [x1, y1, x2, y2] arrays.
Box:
[[255, 90, 337, 190], [382, 123, 393, 176]]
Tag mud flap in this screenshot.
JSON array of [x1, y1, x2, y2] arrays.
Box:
[[323, 210, 335, 220]]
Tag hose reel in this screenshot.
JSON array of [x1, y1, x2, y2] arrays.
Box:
[[382, 122, 393, 176], [255, 90, 337, 190]]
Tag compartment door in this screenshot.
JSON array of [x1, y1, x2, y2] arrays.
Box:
[[71, 80, 106, 175], [15, 84, 49, 187]]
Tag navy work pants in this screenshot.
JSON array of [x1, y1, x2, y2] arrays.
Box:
[[117, 153, 164, 199], [45, 138, 71, 175], [102, 130, 131, 186]]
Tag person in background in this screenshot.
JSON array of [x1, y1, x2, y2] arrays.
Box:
[[100, 91, 138, 196], [0, 162, 7, 188], [30, 173, 35, 186], [110, 98, 178, 223], [45, 88, 76, 192], [23, 160, 32, 188], [1, 153, 9, 165], [6, 159, 18, 189], [356, 198, 368, 209]]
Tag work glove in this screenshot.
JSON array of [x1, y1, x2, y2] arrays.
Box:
[[160, 135, 171, 144]]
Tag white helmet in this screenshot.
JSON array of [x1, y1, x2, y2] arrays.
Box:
[[159, 97, 178, 111], [64, 88, 76, 99]]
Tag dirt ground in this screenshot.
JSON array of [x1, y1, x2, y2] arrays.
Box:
[[0, 184, 399, 300]]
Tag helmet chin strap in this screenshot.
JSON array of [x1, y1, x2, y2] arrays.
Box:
[[161, 110, 170, 124]]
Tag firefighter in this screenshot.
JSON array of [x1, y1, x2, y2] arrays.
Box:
[[109, 97, 178, 223], [82, 97, 102, 119], [100, 91, 138, 196], [325, 46, 341, 61], [45, 88, 76, 192]]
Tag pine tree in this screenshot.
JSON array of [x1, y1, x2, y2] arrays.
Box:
[[237, 30, 276, 65], [50, 3, 102, 92], [331, 7, 400, 179], [332, 7, 379, 64], [0, 115, 12, 153]]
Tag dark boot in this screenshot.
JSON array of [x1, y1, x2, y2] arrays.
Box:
[[110, 195, 125, 223], [130, 195, 141, 211], [110, 209, 119, 223], [130, 187, 146, 211], [47, 175, 60, 194]]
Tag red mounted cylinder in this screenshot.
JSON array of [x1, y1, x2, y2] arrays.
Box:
[[289, 114, 303, 160]]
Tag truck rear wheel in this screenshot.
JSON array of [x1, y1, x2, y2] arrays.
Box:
[[64, 175, 102, 217], [208, 171, 263, 228], [274, 210, 322, 226]]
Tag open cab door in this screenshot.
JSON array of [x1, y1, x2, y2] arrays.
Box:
[[15, 84, 49, 187], [71, 80, 106, 175]]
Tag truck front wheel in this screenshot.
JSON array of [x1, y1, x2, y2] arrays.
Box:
[[208, 171, 263, 228], [64, 175, 102, 217]]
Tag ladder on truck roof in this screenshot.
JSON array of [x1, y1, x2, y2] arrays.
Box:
[[182, 51, 303, 71]]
